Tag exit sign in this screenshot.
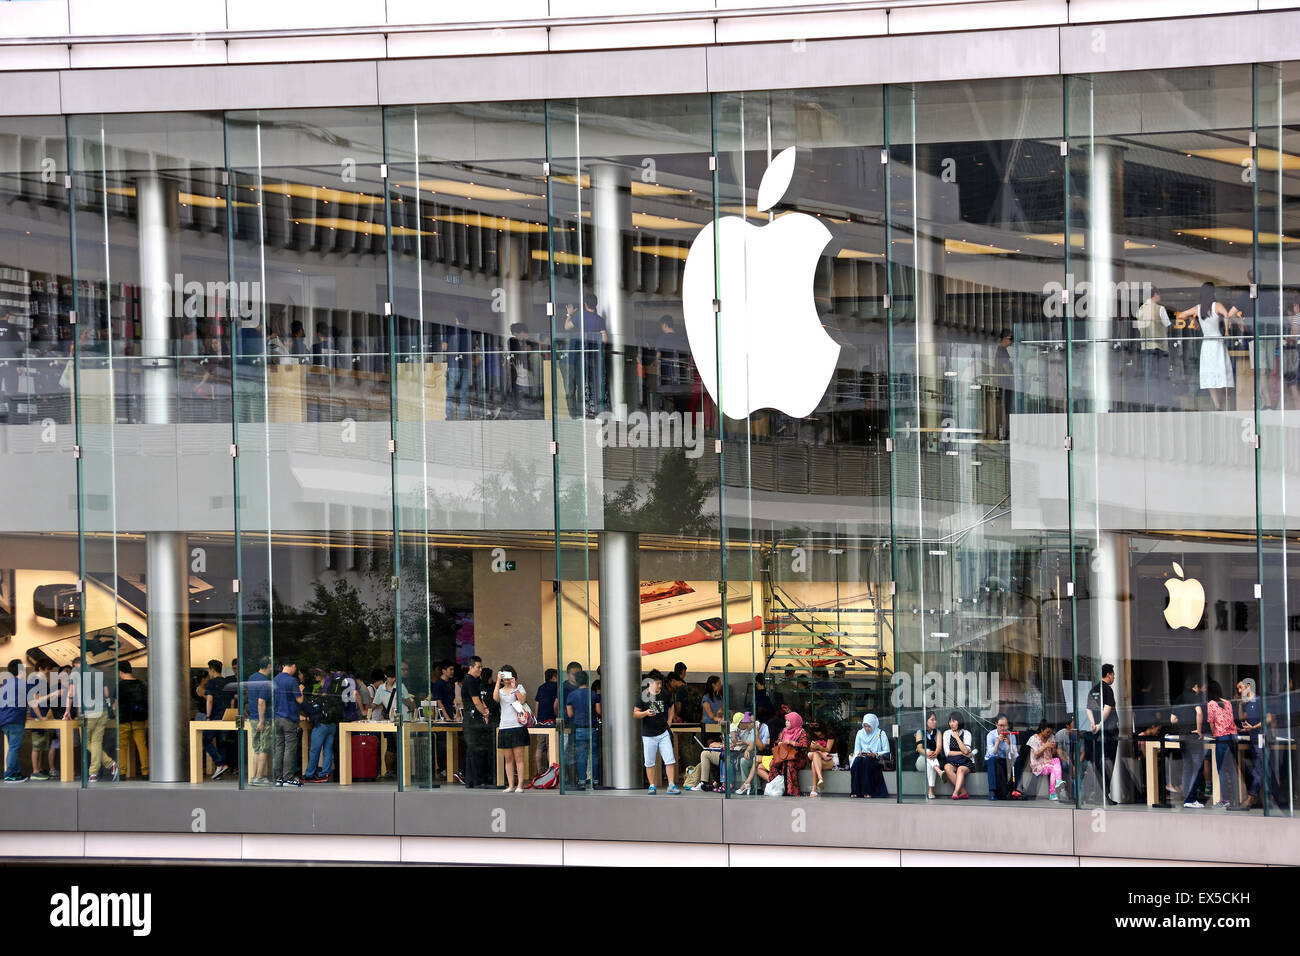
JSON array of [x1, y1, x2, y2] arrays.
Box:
[[503, 561, 516, 571]]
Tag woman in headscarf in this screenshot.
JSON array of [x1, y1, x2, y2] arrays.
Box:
[[850, 713, 891, 798], [766, 710, 810, 796]]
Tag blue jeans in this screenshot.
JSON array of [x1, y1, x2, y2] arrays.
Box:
[[307, 722, 337, 778], [3, 723, 23, 777], [446, 364, 469, 420], [575, 727, 600, 786], [1180, 738, 1206, 801], [1214, 737, 1237, 803], [987, 753, 1011, 798]]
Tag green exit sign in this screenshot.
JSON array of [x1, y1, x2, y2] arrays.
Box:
[[503, 561, 516, 571]]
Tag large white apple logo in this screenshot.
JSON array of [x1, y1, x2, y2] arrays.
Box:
[[681, 147, 840, 420], [1163, 561, 1205, 630]]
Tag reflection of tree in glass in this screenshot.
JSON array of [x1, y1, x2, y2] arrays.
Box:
[[605, 448, 716, 536]]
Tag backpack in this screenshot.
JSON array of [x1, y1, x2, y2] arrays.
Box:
[[118, 680, 148, 722], [526, 763, 560, 790], [305, 674, 346, 725]]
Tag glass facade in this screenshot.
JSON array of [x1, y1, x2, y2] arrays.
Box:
[[0, 63, 1297, 816]]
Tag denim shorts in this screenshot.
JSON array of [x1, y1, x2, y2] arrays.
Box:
[[642, 731, 675, 768]]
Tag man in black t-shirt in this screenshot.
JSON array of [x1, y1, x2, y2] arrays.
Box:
[[1085, 663, 1119, 801], [460, 656, 491, 789], [634, 670, 680, 794]]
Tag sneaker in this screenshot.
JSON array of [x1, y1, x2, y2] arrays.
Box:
[[1049, 790, 1059, 801], [647, 785, 657, 794], [667, 784, 682, 795], [29, 771, 49, 782], [1183, 800, 1204, 809], [274, 777, 285, 788], [86, 774, 98, 783], [109, 763, 120, 782], [688, 782, 706, 792], [453, 771, 465, 785], [211, 765, 229, 781], [305, 773, 328, 784], [1214, 800, 1232, 809], [284, 777, 303, 788], [3, 774, 27, 783], [250, 777, 273, 787]]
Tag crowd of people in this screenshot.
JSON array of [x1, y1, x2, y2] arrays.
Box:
[[1, 653, 1293, 813]]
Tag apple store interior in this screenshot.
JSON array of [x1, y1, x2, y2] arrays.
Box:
[[2, 63, 1300, 817]]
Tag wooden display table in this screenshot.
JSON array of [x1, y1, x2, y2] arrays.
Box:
[[337, 720, 431, 787], [494, 725, 559, 786], [188, 720, 252, 784], [1139, 735, 1292, 806], [1, 718, 77, 782]]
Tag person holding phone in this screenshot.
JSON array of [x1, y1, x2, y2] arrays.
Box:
[[493, 665, 531, 793], [985, 713, 1018, 801]]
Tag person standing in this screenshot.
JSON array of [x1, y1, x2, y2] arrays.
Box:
[[1085, 663, 1119, 801], [1233, 677, 1264, 811], [1205, 680, 1238, 807], [493, 665, 531, 793], [1171, 676, 1206, 808], [200, 659, 232, 780], [429, 660, 456, 775], [25, 659, 56, 781], [272, 660, 304, 788], [245, 657, 274, 786], [115, 661, 149, 779], [1134, 289, 1172, 409], [565, 669, 600, 789], [1176, 283, 1233, 410], [442, 309, 473, 420], [635, 670, 679, 794], [1, 660, 27, 782], [460, 656, 491, 789]]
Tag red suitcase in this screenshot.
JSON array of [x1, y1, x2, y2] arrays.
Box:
[[351, 733, 379, 782]]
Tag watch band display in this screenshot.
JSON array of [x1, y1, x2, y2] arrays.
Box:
[[640, 614, 762, 656]]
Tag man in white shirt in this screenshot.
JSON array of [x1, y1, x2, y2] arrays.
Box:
[[1135, 288, 1172, 409]]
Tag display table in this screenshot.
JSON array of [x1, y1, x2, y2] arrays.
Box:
[[188, 720, 253, 784], [1, 718, 78, 782], [494, 725, 559, 786], [337, 720, 431, 786], [1139, 735, 1291, 806]]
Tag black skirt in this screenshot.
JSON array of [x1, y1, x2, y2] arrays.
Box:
[[497, 727, 529, 749]]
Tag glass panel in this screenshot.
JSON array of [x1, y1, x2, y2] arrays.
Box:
[[68, 111, 237, 787], [227, 107, 392, 790], [547, 94, 718, 794], [386, 101, 553, 793], [714, 87, 893, 800], [0, 115, 82, 786], [1069, 66, 1262, 811], [894, 77, 1072, 805], [1256, 61, 1299, 817]]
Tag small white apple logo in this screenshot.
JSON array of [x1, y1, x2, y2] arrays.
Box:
[[681, 147, 840, 420], [1163, 561, 1205, 630]]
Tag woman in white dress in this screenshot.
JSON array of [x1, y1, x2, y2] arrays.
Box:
[[1177, 282, 1232, 410]]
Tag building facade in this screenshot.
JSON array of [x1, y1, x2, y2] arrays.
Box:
[[0, 0, 1298, 865]]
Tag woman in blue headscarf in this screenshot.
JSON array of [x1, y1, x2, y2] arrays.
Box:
[[850, 713, 890, 798]]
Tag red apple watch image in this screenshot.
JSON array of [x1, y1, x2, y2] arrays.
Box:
[[641, 615, 762, 656]]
